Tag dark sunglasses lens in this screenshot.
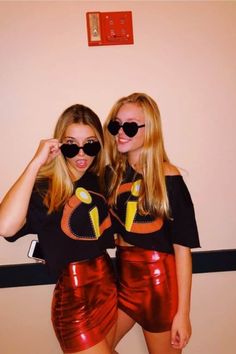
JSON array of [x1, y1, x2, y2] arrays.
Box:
[[108, 121, 120, 135], [60, 144, 79, 158], [83, 142, 101, 156], [123, 122, 139, 137]]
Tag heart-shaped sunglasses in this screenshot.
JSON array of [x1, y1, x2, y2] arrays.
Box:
[[60, 141, 101, 158], [107, 120, 145, 138]]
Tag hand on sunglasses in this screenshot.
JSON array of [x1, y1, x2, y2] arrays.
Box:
[[107, 120, 145, 138], [60, 141, 101, 158]]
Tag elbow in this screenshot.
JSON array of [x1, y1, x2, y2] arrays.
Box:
[[0, 225, 15, 237], [0, 222, 9, 237], [173, 243, 191, 254], [0, 221, 22, 238]]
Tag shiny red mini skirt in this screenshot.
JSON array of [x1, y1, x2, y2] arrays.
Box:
[[116, 246, 178, 333], [51, 253, 117, 353]]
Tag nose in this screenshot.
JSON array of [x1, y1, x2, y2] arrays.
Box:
[[78, 147, 85, 156], [118, 126, 124, 135]]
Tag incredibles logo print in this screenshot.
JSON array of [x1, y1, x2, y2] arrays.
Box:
[[61, 187, 111, 240], [76, 188, 100, 238], [125, 180, 141, 231], [111, 180, 163, 234]]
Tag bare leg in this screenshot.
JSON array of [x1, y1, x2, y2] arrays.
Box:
[[65, 323, 118, 354], [67, 338, 112, 354], [112, 309, 136, 350], [106, 322, 118, 350], [143, 329, 182, 354]]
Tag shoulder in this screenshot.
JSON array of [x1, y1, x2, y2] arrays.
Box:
[[163, 162, 181, 176]]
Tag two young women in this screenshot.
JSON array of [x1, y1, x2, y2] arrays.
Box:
[[0, 93, 200, 354]]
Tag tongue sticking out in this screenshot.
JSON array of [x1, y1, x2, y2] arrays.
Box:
[[76, 159, 87, 169]]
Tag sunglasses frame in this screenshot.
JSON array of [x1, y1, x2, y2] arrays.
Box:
[[108, 120, 145, 137], [60, 141, 101, 158]]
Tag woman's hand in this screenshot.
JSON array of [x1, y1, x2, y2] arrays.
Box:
[[171, 312, 192, 349], [31, 139, 61, 168], [0, 138, 61, 237]]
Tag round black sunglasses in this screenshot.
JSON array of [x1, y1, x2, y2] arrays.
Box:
[[60, 141, 101, 158], [107, 120, 145, 138]]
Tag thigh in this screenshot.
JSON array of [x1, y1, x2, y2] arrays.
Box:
[[143, 330, 181, 354], [69, 339, 112, 354], [52, 256, 117, 353], [112, 309, 136, 349], [117, 248, 178, 332], [105, 322, 117, 349]]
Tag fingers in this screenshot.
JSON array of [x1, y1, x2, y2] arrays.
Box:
[[32, 139, 61, 167], [171, 329, 180, 348], [171, 314, 192, 349], [44, 139, 62, 163], [47, 139, 61, 155], [171, 330, 190, 349]]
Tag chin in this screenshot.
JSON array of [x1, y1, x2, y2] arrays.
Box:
[[118, 148, 129, 154], [117, 144, 130, 154]]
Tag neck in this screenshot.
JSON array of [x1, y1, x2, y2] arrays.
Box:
[[128, 154, 138, 167], [128, 160, 142, 173], [68, 166, 84, 181]]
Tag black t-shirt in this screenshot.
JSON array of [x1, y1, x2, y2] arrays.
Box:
[[109, 165, 200, 253], [6, 172, 115, 280]]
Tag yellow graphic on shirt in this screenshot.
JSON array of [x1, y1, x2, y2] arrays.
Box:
[[89, 207, 100, 238], [75, 187, 100, 238], [75, 187, 92, 204], [61, 186, 112, 240], [125, 179, 141, 231]]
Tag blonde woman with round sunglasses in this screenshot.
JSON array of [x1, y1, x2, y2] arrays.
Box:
[[104, 92, 200, 354]]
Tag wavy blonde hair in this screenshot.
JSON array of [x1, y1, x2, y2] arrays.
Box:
[[103, 92, 170, 217], [37, 104, 105, 213]]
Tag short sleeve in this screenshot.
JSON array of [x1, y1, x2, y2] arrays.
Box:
[[166, 176, 200, 249]]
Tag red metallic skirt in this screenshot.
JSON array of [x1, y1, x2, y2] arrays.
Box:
[[51, 253, 117, 353], [116, 246, 178, 333]]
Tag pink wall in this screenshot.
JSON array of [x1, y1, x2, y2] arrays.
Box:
[[0, 2, 236, 354]]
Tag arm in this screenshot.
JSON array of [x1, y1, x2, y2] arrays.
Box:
[[0, 139, 61, 237], [171, 244, 192, 350]]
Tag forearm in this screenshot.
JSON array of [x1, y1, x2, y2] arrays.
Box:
[[0, 159, 41, 236], [173, 244, 192, 317], [171, 244, 192, 349]]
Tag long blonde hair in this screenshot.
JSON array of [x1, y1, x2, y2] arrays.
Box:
[[104, 92, 170, 218], [38, 104, 105, 213]]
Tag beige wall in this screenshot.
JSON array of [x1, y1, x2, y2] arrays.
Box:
[[0, 1, 236, 353]]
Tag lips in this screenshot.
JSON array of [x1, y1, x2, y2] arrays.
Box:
[[117, 135, 130, 144], [75, 159, 88, 169]]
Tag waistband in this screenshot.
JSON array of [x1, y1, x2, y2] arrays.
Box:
[[61, 252, 112, 286], [116, 246, 172, 262]]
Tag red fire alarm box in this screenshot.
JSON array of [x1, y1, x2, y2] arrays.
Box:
[[86, 11, 134, 46]]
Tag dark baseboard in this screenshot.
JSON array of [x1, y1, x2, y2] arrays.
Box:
[[0, 249, 236, 288], [192, 249, 236, 274]]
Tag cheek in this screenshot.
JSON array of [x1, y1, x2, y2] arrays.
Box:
[[91, 155, 96, 162], [87, 155, 96, 165], [132, 133, 145, 147], [139, 129, 145, 143], [66, 157, 76, 166]]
